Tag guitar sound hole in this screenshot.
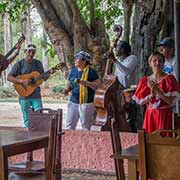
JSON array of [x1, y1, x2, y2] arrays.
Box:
[[30, 78, 36, 84]]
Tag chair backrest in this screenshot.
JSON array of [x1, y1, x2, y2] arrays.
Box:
[[172, 113, 180, 129], [29, 108, 62, 132], [46, 114, 58, 180], [29, 108, 63, 180], [138, 129, 180, 180]]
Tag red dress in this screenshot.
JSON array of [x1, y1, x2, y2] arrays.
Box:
[[133, 75, 180, 133]]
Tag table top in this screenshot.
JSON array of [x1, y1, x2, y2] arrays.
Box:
[[0, 129, 48, 148], [111, 144, 139, 160]]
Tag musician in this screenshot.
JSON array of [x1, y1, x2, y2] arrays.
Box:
[[64, 50, 100, 130], [0, 45, 21, 76], [132, 52, 180, 133], [7, 44, 48, 128], [110, 41, 138, 131], [112, 40, 138, 88]]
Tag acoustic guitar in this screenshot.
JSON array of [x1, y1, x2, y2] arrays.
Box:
[[14, 62, 66, 97]]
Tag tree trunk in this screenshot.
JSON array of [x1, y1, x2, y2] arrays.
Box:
[[2, 13, 12, 86], [122, 0, 134, 43], [22, 8, 32, 45], [31, 0, 109, 78], [42, 28, 49, 87], [131, 0, 169, 78], [160, 0, 174, 39]]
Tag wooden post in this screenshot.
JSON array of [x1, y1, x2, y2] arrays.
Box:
[[174, 0, 180, 114]]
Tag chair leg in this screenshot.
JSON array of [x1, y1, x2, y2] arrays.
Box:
[[110, 118, 125, 180], [27, 151, 33, 161]]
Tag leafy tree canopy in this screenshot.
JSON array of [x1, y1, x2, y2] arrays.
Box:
[[77, 0, 122, 29], [0, 0, 122, 29], [0, 0, 30, 21]]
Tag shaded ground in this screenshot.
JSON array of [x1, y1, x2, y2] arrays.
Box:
[[10, 171, 115, 180], [62, 171, 115, 180]]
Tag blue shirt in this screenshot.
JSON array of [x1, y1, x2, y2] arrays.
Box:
[[68, 67, 99, 104]]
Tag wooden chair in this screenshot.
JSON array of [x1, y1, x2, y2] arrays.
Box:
[[9, 113, 62, 180], [110, 117, 139, 180], [9, 108, 63, 179], [138, 129, 180, 180]]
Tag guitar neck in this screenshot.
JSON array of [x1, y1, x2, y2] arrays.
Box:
[[35, 70, 51, 82], [5, 35, 25, 59], [33, 63, 63, 82], [5, 47, 17, 59]]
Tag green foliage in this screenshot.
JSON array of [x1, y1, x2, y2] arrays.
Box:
[[45, 42, 56, 59], [0, 0, 31, 21], [77, 0, 122, 29], [52, 85, 64, 93], [0, 86, 17, 98]]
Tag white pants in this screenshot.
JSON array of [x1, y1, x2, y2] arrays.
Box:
[[66, 101, 95, 130]]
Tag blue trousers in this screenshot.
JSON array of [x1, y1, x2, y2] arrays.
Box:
[[19, 98, 42, 128]]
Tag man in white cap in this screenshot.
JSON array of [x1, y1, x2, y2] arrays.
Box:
[[64, 50, 100, 130], [7, 44, 46, 128]]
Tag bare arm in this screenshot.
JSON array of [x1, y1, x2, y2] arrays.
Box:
[[7, 45, 21, 64], [156, 90, 175, 105], [7, 75, 30, 85], [63, 81, 72, 96], [78, 79, 101, 90], [148, 79, 174, 105]]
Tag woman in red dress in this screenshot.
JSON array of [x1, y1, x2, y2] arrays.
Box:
[[133, 52, 180, 133]]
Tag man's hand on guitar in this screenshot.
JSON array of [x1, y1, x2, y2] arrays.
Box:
[[17, 79, 30, 86]]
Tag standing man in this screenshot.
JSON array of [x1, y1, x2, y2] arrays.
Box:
[[111, 40, 138, 131], [64, 50, 100, 130], [158, 37, 177, 79], [158, 37, 179, 113], [7, 44, 46, 128], [113, 40, 138, 88]]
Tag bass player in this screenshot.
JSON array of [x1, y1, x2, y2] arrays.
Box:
[[7, 44, 50, 128]]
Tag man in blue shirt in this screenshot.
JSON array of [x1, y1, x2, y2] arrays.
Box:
[[64, 50, 100, 130]]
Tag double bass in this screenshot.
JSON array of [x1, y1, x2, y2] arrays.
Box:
[[92, 25, 130, 180], [92, 25, 130, 131], [0, 34, 25, 75]]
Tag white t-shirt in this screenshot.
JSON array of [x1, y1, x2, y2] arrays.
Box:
[[163, 57, 177, 80], [114, 55, 138, 88]]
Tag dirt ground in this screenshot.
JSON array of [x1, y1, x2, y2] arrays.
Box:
[[0, 101, 68, 128]]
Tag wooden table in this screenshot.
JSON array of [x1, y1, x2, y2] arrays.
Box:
[[0, 129, 49, 180]]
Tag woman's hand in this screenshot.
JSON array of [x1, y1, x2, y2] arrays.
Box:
[[147, 79, 159, 96]]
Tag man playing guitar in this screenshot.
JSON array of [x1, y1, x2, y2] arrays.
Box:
[[7, 44, 49, 128]]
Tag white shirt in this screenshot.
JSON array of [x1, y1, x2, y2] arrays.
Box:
[[163, 57, 177, 80], [114, 55, 138, 88]]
